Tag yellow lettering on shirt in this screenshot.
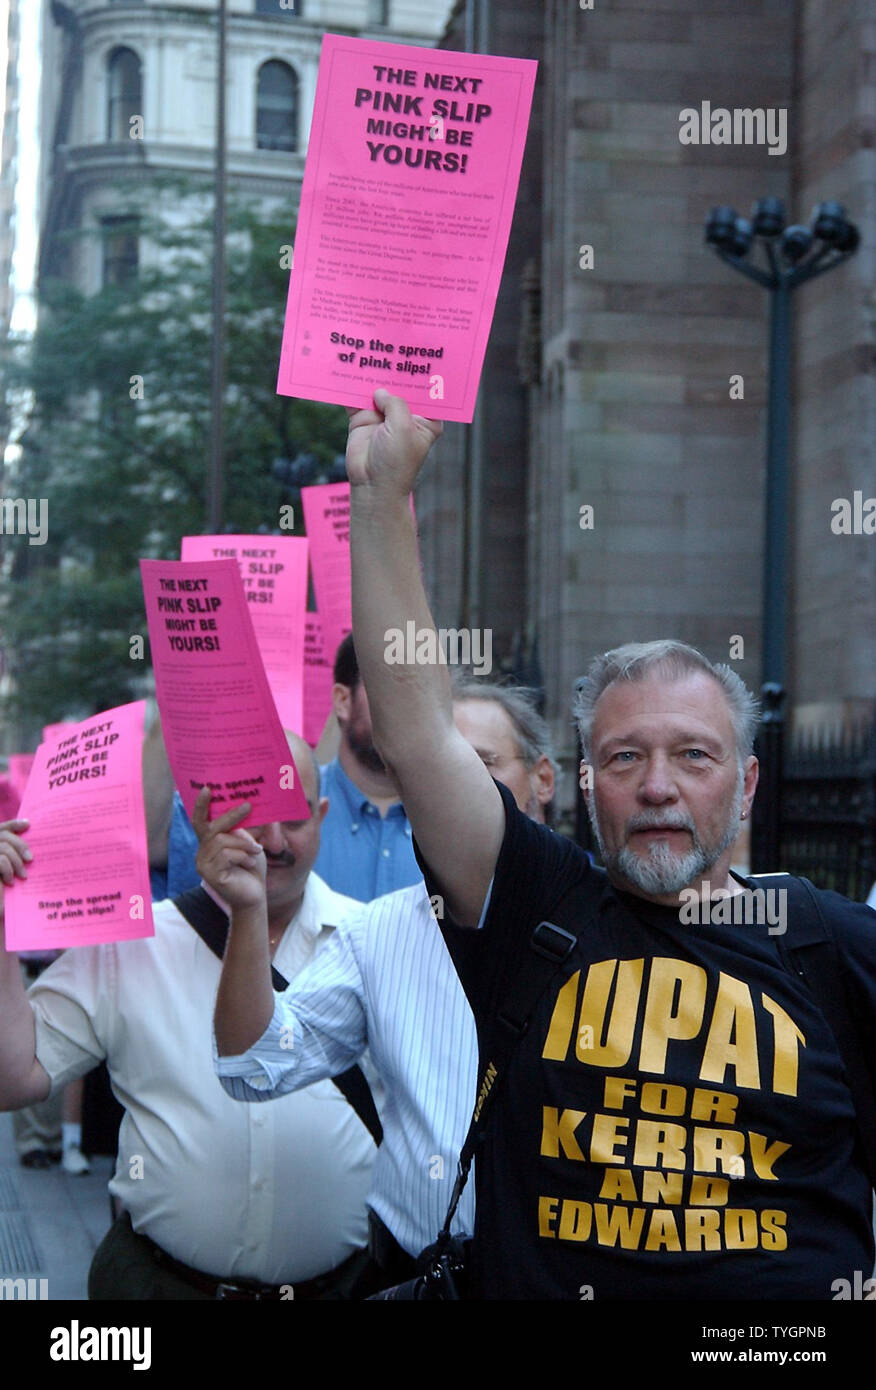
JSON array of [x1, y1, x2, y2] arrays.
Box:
[[638, 958, 708, 1074], [575, 958, 644, 1066], [761, 993, 806, 1097], [700, 972, 761, 1090], [598, 1168, 639, 1202], [692, 1125, 746, 1175], [594, 1201, 647, 1249], [631, 1118, 687, 1170], [644, 1207, 682, 1252], [540, 1107, 587, 1161], [541, 971, 580, 1061], [688, 1175, 729, 1206], [748, 1131, 791, 1180], [640, 1170, 684, 1205], [589, 1113, 630, 1165]]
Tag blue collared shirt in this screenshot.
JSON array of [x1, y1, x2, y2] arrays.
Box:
[[313, 759, 421, 902], [150, 791, 201, 901]]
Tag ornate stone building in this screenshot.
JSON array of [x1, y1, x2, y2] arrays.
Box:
[[38, 0, 451, 289]]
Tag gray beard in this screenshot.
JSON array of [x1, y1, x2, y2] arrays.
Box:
[[587, 773, 744, 896]]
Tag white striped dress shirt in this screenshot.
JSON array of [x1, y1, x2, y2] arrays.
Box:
[[215, 881, 478, 1256]]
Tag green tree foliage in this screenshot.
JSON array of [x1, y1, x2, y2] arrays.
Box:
[[0, 183, 347, 732]]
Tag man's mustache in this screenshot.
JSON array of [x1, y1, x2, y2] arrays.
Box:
[[625, 810, 695, 835], [264, 850, 296, 867]]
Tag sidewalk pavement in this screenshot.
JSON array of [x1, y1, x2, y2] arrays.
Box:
[[0, 1111, 114, 1300]]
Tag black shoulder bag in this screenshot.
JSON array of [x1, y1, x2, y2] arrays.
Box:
[[173, 885, 383, 1148]]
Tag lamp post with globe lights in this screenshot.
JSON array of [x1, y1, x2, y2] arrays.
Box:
[[704, 198, 859, 868]]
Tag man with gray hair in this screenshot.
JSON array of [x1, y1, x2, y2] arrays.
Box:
[[574, 640, 758, 899], [336, 389, 876, 1301]]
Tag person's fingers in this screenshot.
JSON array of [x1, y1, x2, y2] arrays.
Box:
[[414, 413, 444, 443], [0, 830, 32, 884], [193, 795, 253, 843], [190, 786, 213, 839], [346, 403, 384, 426], [0, 819, 30, 834], [0, 849, 25, 884], [377, 391, 442, 449], [198, 836, 263, 870], [375, 388, 408, 429], [0, 830, 32, 859]]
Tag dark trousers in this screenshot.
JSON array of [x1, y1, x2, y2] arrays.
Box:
[[351, 1210, 420, 1298], [89, 1212, 368, 1301]]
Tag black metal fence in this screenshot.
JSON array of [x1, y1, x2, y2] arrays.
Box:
[[775, 719, 876, 901]]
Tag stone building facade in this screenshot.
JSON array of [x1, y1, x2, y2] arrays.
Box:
[[417, 0, 876, 819]]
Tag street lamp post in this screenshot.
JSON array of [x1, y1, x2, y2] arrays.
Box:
[[704, 198, 859, 869], [207, 0, 228, 533]]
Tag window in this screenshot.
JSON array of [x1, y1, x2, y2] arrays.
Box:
[[101, 216, 139, 287], [255, 0, 301, 16], [106, 47, 142, 142], [256, 60, 298, 152]]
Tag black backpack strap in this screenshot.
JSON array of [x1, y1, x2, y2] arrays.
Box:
[[752, 873, 876, 1191], [173, 886, 383, 1148], [436, 917, 580, 1245]]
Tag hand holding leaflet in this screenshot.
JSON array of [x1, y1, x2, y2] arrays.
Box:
[[4, 701, 155, 950]]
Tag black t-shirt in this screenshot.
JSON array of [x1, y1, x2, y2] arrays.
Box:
[[420, 781, 876, 1300]]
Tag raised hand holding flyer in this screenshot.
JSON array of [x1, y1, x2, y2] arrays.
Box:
[[140, 558, 309, 826], [278, 34, 537, 422], [4, 701, 154, 951]]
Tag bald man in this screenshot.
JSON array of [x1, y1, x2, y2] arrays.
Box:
[[0, 733, 377, 1300]]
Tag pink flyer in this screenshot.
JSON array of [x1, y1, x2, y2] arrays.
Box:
[[301, 482, 351, 666], [303, 614, 335, 748], [140, 558, 309, 826], [181, 535, 309, 736], [277, 34, 537, 423], [4, 701, 155, 951], [42, 722, 77, 743]]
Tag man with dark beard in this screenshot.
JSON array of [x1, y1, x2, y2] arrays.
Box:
[[313, 633, 422, 900]]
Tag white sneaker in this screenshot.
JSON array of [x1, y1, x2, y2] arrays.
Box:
[[62, 1144, 91, 1176]]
